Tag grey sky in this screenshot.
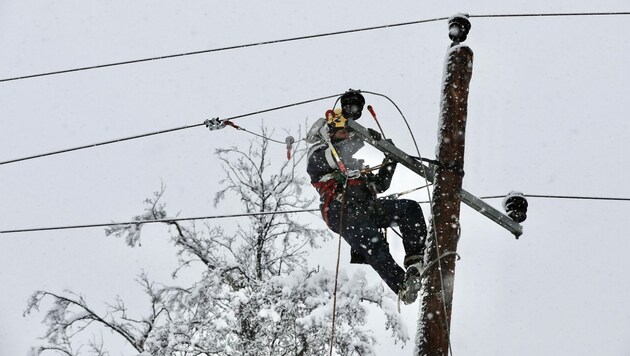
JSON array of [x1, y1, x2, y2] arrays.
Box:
[[1, 1, 629, 355]]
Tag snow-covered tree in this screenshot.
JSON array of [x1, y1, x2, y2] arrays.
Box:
[[25, 130, 408, 355]]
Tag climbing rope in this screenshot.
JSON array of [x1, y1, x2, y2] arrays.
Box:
[[329, 180, 349, 356]]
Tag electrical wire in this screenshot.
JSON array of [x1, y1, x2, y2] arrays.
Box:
[[361, 91, 423, 163], [2, 11, 628, 83], [470, 11, 630, 19], [0, 17, 448, 83], [1, 193, 629, 235], [0, 93, 340, 167], [523, 194, 630, 202], [223, 121, 287, 145], [0, 123, 205, 166], [2, 11, 628, 162], [0, 208, 319, 235]]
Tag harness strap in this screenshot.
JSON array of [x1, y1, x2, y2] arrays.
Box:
[[312, 178, 363, 225]]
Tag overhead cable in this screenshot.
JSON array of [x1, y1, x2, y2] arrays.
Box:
[[470, 11, 630, 19], [2, 11, 629, 83], [0, 93, 340, 166], [0, 17, 448, 83], [522, 194, 630, 202], [0, 209, 320, 234], [0, 122, 204, 166], [1, 193, 629, 235]]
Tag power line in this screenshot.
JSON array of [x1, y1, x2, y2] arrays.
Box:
[[0, 17, 448, 83], [0, 93, 339, 166], [0, 122, 204, 166], [2, 12, 628, 163], [470, 11, 630, 19], [2, 11, 629, 83], [2, 193, 628, 235], [523, 194, 630, 202], [0, 209, 320, 234]]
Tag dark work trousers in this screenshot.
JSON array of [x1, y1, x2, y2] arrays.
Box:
[[324, 197, 427, 294]]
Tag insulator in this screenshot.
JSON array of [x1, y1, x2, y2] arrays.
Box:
[[503, 193, 528, 223], [340, 89, 365, 120], [448, 14, 471, 43], [285, 136, 295, 160], [285, 136, 295, 149]]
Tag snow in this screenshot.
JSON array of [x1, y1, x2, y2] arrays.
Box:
[[7, 4, 630, 355], [258, 308, 281, 322], [448, 12, 470, 22], [58, 310, 90, 327]]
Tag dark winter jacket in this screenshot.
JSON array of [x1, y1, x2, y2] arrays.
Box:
[[306, 132, 397, 206]]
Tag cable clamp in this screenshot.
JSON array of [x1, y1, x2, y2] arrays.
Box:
[[346, 169, 361, 179], [205, 117, 229, 131]]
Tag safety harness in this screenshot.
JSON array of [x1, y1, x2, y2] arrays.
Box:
[[312, 174, 363, 225]]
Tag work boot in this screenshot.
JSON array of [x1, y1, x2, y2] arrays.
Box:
[[399, 255, 425, 305], [403, 255, 423, 270]]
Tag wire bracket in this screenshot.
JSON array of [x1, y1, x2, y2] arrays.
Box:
[[346, 119, 524, 237], [204, 117, 226, 131]]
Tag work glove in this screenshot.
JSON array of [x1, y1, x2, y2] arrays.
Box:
[[367, 128, 382, 141]]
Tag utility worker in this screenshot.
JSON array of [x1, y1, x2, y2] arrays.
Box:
[[306, 90, 427, 304]]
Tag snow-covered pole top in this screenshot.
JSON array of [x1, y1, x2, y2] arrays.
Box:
[[448, 13, 471, 46]]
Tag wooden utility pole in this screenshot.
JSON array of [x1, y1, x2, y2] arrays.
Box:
[[415, 14, 473, 356], [346, 14, 524, 355]]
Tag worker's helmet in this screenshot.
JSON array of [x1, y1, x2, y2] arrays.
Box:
[[340, 90, 365, 120]]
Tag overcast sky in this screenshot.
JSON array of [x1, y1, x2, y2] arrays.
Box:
[[1, 1, 629, 355]]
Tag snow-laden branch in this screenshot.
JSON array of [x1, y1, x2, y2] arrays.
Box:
[[27, 126, 408, 356]]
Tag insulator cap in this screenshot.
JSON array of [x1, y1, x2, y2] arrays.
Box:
[[340, 89, 365, 120], [503, 192, 528, 223], [448, 14, 471, 43]]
